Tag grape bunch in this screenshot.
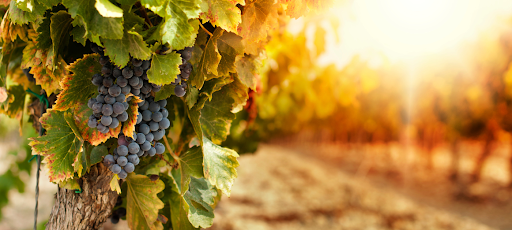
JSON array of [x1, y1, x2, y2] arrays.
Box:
[[87, 45, 162, 133], [172, 47, 193, 97], [103, 97, 169, 179]]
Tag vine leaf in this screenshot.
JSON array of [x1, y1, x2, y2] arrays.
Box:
[[62, 0, 124, 40], [171, 146, 203, 194], [0, 85, 26, 118], [21, 38, 66, 95], [190, 28, 223, 89], [238, 0, 278, 45], [49, 11, 73, 63], [168, 173, 217, 228], [110, 174, 121, 194], [154, 84, 175, 101], [146, 51, 181, 85], [200, 0, 244, 33], [201, 137, 238, 196], [53, 53, 101, 111], [235, 54, 263, 90], [122, 96, 143, 139], [8, 0, 47, 25], [161, 4, 200, 50], [95, 0, 123, 18], [29, 109, 84, 183], [217, 31, 244, 76], [103, 30, 152, 68], [126, 174, 165, 230], [74, 104, 122, 146]]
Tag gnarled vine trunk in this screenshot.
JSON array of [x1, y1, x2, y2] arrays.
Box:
[[46, 163, 118, 230]]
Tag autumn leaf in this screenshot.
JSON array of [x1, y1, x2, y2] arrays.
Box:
[[190, 28, 223, 89], [74, 104, 122, 146], [200, 0, 244, 33], [53, 54, 101, 111], [122, 96, 143, 139], [126, 174, 165, 230], [30, 109, 84, 183]]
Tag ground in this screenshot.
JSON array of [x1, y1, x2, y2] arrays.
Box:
[[1, 140, 510, 230]]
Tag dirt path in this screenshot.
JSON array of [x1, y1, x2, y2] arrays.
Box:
[[211, 144, 497, 230]]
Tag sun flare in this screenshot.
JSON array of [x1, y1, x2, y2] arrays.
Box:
[[326, 0, 512, 63]]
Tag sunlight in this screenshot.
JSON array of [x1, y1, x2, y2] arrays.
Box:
[[326, 0, 512, 63]]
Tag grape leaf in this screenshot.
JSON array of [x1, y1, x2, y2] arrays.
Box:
[[190, 28, 223, 89], [39, 0, 60, 8], [185, 86, 199, 109], [154, 84, 175, 101], [201, 137, 238, 196], [70, 25, 87, 45], [74, 104, 122, 146], [122, 96, 143, 139], [59, 178, 81, 190], [238, 0, 278, 44], [62, 0, 124, 39], [29, 109, 84, 183], [160, 0, 201, 50], [185, 177, 217, 227], [146, 52, 181, 85], [8, 0, 47, 25], [103, 30, 152, 68], [171, 146, 203, 194], [53, 54, 101, 111], [110, 174, 121, 194], [21, 39, 66, 94], [134, 157, 165, 175], [95, 0, 123, 18], [126, 174, 165, 230], [217, 31, 244, 76], [235, 53, 263, 90], [49, 11, 73, 64], [0, 85, 26, 118], [200, 0, 244, 33], [167, 174, 216, 229]]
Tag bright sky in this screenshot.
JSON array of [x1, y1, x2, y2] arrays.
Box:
[[314, 0, 512, 68]]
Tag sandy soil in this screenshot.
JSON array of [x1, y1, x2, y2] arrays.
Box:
[[1, 142, 509, 230]]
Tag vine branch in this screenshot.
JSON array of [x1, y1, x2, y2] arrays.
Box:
[[199, 23, 213, 36]]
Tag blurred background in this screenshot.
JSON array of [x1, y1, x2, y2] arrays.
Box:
[[4, 0, 512, 229]]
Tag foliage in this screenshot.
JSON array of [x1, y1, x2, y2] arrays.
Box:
[[0, 0, 328, 228]]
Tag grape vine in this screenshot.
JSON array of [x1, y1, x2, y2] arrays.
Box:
[[0, 0, 329, 229]]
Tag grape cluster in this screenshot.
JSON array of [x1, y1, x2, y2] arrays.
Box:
[[87, 46, 162, 133], [172, 47, 193, 97], [103, 97, 169, 179]]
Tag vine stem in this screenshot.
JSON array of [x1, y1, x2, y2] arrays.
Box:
[[162, 135, 179, 162], [199, 23, 213, 36], [135, 2, 153, 27]]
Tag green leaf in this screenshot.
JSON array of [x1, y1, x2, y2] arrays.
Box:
[[63, 0, 124, 39], [190, 28, 223, 89], [146, 52, 181, 85], [160, 0, 201, 50], [103, 30, 152, 68], [134, 157, 165, 175], [235, 53, 263, 90], [49, 11, 73, 65], [172, 146, 203, 194], [29, 110, 84, 183], [217, 31, 244, 76], [70, 25, 87, 45], [95, 0, 123, 18], [59, 178, 81, 190], [168, 178, 197, 230], [39, 0, 60, 8], [154, 84, 175, 101], [126, 174, 165, 230], [53, 54, 101, 111], [185, 86, 199, 109], [8, 0, 47, 25], [200, 0, 244, 33], [36, 12, 52, 50], [0, 85, 26, 118], [90, 145, 108, 165], [16, 0, 35, 12], [201, 137, 238, 196], [184, 177, 216, 227]]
